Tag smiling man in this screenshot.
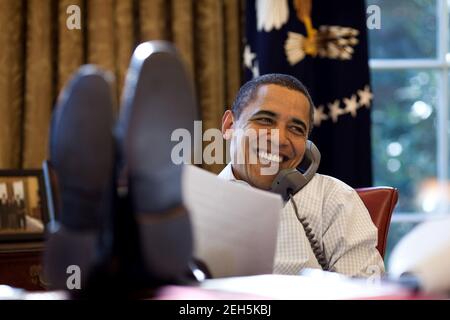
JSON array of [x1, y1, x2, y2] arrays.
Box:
[[219, 73, 384, 277]]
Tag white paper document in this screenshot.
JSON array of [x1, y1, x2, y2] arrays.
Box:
[[182, 165, 283, 278]]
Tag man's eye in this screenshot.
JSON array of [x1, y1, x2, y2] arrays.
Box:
[[290, 126, 305, 135], [255, 117, 273, 125]]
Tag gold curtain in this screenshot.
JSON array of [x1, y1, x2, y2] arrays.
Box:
[[0, 0, 243, 174]]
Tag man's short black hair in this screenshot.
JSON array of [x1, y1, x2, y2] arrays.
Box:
[[231, 73, 315, 135]]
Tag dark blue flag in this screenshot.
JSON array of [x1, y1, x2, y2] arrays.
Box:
[[244, 0, 373, 187]]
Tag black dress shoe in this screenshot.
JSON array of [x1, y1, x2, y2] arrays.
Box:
[[43, 65, 115, 292], [115, 41, 199, 287]]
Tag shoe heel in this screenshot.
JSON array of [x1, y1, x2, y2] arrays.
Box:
[[44, 65, 115, 292]]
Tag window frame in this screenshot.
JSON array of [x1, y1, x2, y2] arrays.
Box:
[[369, 0, 450, 223]]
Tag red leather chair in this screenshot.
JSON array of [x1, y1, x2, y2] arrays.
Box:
[[356, 187, 398, 258]]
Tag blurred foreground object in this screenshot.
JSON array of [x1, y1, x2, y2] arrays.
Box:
[[43, 41, 200, 297], [389, 217, 450, 294]]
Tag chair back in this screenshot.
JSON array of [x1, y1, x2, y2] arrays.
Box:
[[356, 187, 398, 258]]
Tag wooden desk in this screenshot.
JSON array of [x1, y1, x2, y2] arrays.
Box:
[[0, 241, 47, 291]]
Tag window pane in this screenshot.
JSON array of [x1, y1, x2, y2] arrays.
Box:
[[367, 0, 437, 59], [371, 70, 438, 213]]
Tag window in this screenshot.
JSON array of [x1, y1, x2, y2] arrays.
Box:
[[368, 0, 450, 265]]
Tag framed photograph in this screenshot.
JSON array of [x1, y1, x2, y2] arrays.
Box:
[[0, 169, 49, 242]]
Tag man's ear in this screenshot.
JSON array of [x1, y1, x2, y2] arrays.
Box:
[[221, 109, 235, 140]]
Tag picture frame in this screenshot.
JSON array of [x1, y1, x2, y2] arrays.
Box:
[[0, 169, 49, 242]]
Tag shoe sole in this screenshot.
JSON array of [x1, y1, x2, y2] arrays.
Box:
[[44, 65, 115, 290], [117, 41, 198, 283]]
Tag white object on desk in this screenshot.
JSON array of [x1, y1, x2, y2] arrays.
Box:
[[200, 272, 410, 300], [389, 216, 450, 293], [182, 165, 283, 278]]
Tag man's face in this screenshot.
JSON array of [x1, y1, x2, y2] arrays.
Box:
[[222, 84, 310, 190]]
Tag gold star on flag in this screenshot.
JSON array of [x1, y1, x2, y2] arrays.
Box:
[[243, 45, 256, 69], [328, 99, 344, 123], [313, 105, 328, 127], [343, 94, 359, 117], [358, 85, 373, 108], [251, 61, 260, 78]]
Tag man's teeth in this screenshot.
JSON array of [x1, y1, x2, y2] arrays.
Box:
[[258, 151, 282, 163]]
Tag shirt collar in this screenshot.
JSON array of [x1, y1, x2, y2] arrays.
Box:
[[218, 163, 251, 186]]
